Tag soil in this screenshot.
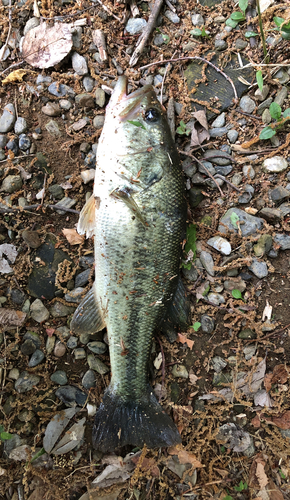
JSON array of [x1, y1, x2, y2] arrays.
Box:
[[0, 0, 290, 499]]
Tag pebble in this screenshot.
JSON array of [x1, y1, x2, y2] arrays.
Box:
[[215, 39, 228, 51], [55, 385, 87, 407], [278, 203, 290, 216], [211, 356, 227, 373], [66, 336, 78, 349], [240, 96, 256, 113], [6, 138, 19, 155], [74, 348, 86, 359], [8, 368, 20, 380], [87, 341, 107, 354], [200, 314, 215, 334], [172, 364, 188, 378], [41, 102, 61, 117], [0, 175, 22, 194], [15, 371, 40, 393], [19, 134, 31, 151], [274, 86, 288, 106], [22, 230, 41, 248], [36, 75, 52, 85], [207, 236, 231, 255], [93, 115, 105, 129], [253, 234, 272, 257], [95, 88, 106, 108], [80, 169, 95, 184], [65, 288, 85, 303], [218, 208, 264, 236], [209, 127, 228, 137], [257, 97, 273, 115], [248, 258, 268, 278], [48, 82, 75, 98], [84, 151, 96, 168], [274, 69, 290, 84], [203, 149, 231, 166], [191, 13, 204, 26], [82, 369, 96, 389], [83, 76, 94, 92], [50, 370, 68, 385], [200, 251, 215, 276], [215, 165, 233, 176], [243, 164, 255, 179], [125, 18, 147, 35], [182, 265, 199, 282], [71, 52, 88, 75], [259, 207, 282, 223], [238, 184, 254, 204], [59, 99, 72, 110], [30, 299, 49, 322], [227, 129, 239, 143], [21, 339, 36, 356], [262, 109, 272, 124], [14, 117, 27, 134], [239, 328, 256, 339], [75, 93, 95, 108], [45, 120, 61, 137], [198, 161, 216, 176], [154, 34, 166, 46], [274, 234, 290, 250], [235, 38, 248, 50], [75, 269, 90, 288], [207, 293, 225, 305], [263, 156, 288, 173], [0, 104, 16, 133], [46, 335, 56, 354], [164, 10, 180, 23], [48, 184, 64, 199], [28, 349, 45, 367], [0, 135, 7, 148], [224, 279, 246, 292], [55, 197, 77, 215], [87, 354, 110, 374], [72, 26, 83, 48], [54, 342, 66, 357], [270, 186, 290, 203], [254, 84, 270, 101]]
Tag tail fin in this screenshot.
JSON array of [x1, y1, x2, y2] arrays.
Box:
[[92, 386, 181, 452]]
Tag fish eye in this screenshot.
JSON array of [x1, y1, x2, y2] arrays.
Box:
[[144, 108, 160, 123]]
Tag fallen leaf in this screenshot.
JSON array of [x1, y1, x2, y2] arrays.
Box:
[[131, 455, 159, 477], [153, 382, 167, 401], [167, 444, 203, 468], [254, 390, 273, 408], [43, 408, 77, 453], [271, 364, 289, 385], [153, 352, 162, 370], [22, 22, 73, 68], [0, 309, 26, 327], [251, 414, 261, 428], [264, 373, 273, 392], [192, 110, 209, 130], [51, 417, 86, 454], [46, 328, 55, 337], [270, 411, 290, 430], [237, 357, 266, 395], [62, 228, 84, 245], [189, 372, 198, 385], [267, 479, 284, 500], [2, 69, 29, 84], [0, 243, 17, 274], [177, 333, 194, 350], [256, 461, 268, 489]]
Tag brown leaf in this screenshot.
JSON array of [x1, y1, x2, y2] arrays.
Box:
[[264, 373, 273, 392], [251, 414, 261, 428], [62, 228, 84, 245], [177, 333, 194, 350], [237, 357, 266, 395], [271, 410, 290, 429], [267, 479, 284, 500], [0, 309, 26, 327], [22, 22, 73, 68], [256, 462, 268, 489], [131, 455, 159, 477], [167, 444, 203, 468], [192, 110, 208, 130], [271, 364, 289, 384]]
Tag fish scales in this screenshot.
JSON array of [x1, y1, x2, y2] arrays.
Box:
[[71, 76, 189, 451]]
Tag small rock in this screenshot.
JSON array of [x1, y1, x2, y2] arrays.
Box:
[[50, 370, 68, 385], [54, 342, 66, 357], [75, 93, 95, 108], [191, 13, 204, 26], [172, 364, 188, 378], [74, 348, 86, 359], [87, 341, 107, 354], [83, 76, 94, 92], [224, 279, 246, 292], [215, 39, 227, 51], [87, 354, 109, 374], [253, 234, 272, 257], [59, 99, 72, 110], [270, 186, 290, 203], [231, 173, 243, 186], [218, 208, 264, 236], [215, 165, 233, 176], [207, 236, 231, 255], [239, 328, 256, 339], [21, 339, 37, 356], [279, 203, 290, 216], [212, 356, 227, 373], [55, 197, 77, 215], [203, 149, 231, 166], [55, 385, 87, 407], [238, 184, 254, 204], [243, 164, 255, 179], [259, 207, 282, 223], [6, 138, 18, 155], [30, 299, 49, 322], [48, 82, 75, 98], [15, 371, 40, 393], [45, 120, 61, 137], [80, 169, 95, 184], [0, 175, 22, 193], [254, 84, 270, 101], [274, 70, 289, 85], [154, 34, 166, 46], [164, 10, 180, 23], [227, 130, 239, 143], [209, 127, 228, 137], [46, 335, 56, 355], [84, 151, 96, 168], [93, 115, 105, 129], [198, 160, 216, 176], [48, 184, 64, 200], [243, 345, 256, 361], [248, 258, 268, 278], [125, 18, 147, 35], [274, 86, 288, 107], [200, 314, 215, 334], [207, 293, 225, 305], [72, 26, 83, 48], [75, 269, 91, 288], [200, 251, 215, 276], [65, 288, 85, 303], [240, 96, 256, 113], [82, 369, 96, 389], [22, 230, 41, 248], [41, 102, 61, 117], [0, 104, 16, 133], [235, 38, 248, 50], [0, 135, 7, 148], [257, 97, 273, 115], [261, 109, 272, 124], [95, 88, 106, 107], [274, 234, 290, 250], [71, 52, 88, 76], [28, 349, 45, 367], [19, 134, 31, 151]]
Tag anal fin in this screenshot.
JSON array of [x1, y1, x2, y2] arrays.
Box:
[[70, 286, 105, 335], [77, 194, 99, 238]]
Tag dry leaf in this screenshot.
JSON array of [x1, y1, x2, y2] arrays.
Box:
[[256, 462, 268, 489], [254, 390, 273, 408], [189, 372, 198, 385], [192, 110, 208, 130], [131, 454, 159, 477], [267, 479, 284, 500], [251, 414, 261, 428], [271, 364, 289, 384], [270, 410, 290, 429], [237, 357, 266, 395], [264, 373, 273, 392], [62, 228, 84, 245], [2, 69, 29, 84], [22, 22, 73, 68], [177, 333, 194, 350], [167, 444, 203, 468], [0, 243, 17, 274], [0, 309, 26, 327], [153, 352, 162, 370]]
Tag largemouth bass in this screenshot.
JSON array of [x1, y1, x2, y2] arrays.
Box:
[[71, 76, 189, 452]]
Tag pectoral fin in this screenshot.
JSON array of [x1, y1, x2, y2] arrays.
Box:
[[160, 276, 191, 343], [111, 187, 146, 227], [77, 195, 100, 238], [70, 286, 105, 335]]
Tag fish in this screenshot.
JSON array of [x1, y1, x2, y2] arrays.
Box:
[[71, 75, 190, 452]]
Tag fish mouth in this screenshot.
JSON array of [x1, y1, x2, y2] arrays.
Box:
[[109, 76, 154, 121]]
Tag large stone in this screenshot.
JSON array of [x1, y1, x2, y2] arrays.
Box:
[[263, 156, 288, 173], [218, 208, 264, 236], [0, 103, 16, 133]]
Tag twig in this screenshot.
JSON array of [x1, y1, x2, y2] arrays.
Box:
[[164, 0, 176, 12], [237, 109, 262, 120], [129, 0, 164, 67], [167, 97, 175, 140], [180, 150, 224, 196], [41, 1, 121, 21], [139, 56, 238, 101], [0, 154, 36, 164], [214, 174, 241, 193], [0, 204, 80, 214], [160, 63, 171, 105], [92, 29, 107, 62], [0, 0, 12, 63], [245, 322, 290, 344], [0, 60, 25, 76], [129, 0, 139, 17]]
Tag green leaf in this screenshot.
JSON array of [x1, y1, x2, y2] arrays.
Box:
[[259, 127, 276, 140], [0, 425, 4, 433], [239, 0, 248, 14], [234, 480, 247, 492], [279, 469, 286, 479], [162, 34, 170, 44], [269, 102, 281, 120], [232, 289, 242, 300], [184, 224, 197, 256], [181, 261, 192, 270], [283, 108, 290, 118], [190, 28, 202, 37], [127, 120, 146, 130], [176, 120, 191, 136], [230, 211, 239, 228], [30, 447, 46, 463], [273, 16, 285, 28], [220, 446, 226, 453], [192, 321, 201, 332], [201, 26, 209, 37], [223, 497, 233, 500], [282, 31, 290, 40], [230, 11, 245, 21], [0, 431, 13, 441], [256, 70, 263, 91], [245, 31, 258, 37], [225, 18, 238, 28]]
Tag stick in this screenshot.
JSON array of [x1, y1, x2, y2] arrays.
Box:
[[164, 0, 176, 12], [129, 0, 164, 67], [167, 97, 175, 140], [0, 204, 80, 215], [179, 150, 224, 196], [92, 29, 107, 62], [214, 174, 241, 193], [140, 56, 238, 101]]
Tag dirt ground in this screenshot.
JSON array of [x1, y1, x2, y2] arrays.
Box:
[[0, 0, 290, 498]]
